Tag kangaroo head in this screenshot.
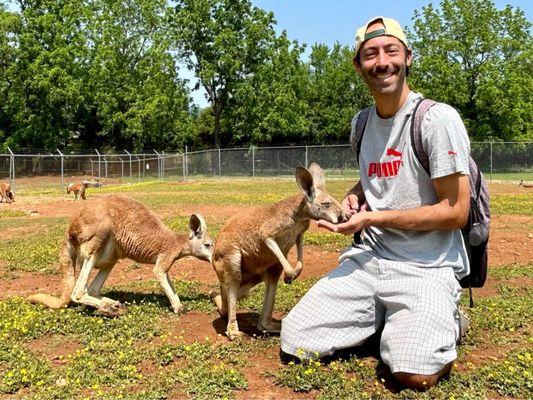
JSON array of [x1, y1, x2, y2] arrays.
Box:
[[295, 163, 350, 224], [187, 213, 213, 262]]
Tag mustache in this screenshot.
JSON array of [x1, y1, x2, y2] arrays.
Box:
[[369, 65, 399, 76]]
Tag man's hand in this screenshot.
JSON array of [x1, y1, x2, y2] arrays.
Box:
[[317, 212, 369, 235]]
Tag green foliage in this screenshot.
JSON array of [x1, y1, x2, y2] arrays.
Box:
[[409, 0, 532, 141], [0, 223, 64, 273], [490, 194, 533, 216], [0, 209, 27, 218], [240, 278, 317, 313], [172, 0, 279, 147], [468, 285, 531, 344], [489, 262, 533, 279], [478, 349, 533, 398]]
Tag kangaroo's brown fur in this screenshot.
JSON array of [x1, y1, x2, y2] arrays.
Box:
[[211, 163, 350, 339], [67, 182, 86, 200], [28, 195, 213, 316], [0, 182, 14, 203]]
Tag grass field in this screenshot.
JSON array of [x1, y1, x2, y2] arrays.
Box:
[[0, 179, 531, 399]]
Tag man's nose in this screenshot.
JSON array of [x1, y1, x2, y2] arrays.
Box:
[[375, 49, 389, 68]]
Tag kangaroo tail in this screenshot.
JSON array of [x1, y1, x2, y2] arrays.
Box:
[[28, 240, 76, 309]]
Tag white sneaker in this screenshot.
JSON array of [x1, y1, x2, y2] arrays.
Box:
[[457, 308, 470, 345]]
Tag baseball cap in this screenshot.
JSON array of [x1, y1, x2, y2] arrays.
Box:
[[355, 17, 408, 57]]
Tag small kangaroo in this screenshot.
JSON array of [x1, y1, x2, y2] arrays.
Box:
[[518, 180, 533, 188], [29, 195, 213, 316], [0, 182, 15, 203], [211, 163, 350, 339], [67, 182, 86, 200]]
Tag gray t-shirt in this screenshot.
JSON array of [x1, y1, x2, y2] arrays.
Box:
[[350, 91, 470, 278]]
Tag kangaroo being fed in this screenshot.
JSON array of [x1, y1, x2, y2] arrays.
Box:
[[211, 163, 350, 339], [0, 182, 15, 203], [29, 195, 213, 316]]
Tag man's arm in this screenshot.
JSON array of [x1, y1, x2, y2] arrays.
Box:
[[319, 173, 470, 234]]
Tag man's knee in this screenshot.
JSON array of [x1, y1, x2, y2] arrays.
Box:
[[392, 362, 452, 390], [393, 372, 439, 390]]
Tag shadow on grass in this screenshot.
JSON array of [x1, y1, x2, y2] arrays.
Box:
[[211, 311, 282, 339]]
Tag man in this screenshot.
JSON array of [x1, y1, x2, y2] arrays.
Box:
[[280, 17, 471, 391]]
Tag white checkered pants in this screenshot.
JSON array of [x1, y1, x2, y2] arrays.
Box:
[[280, 246, 462, 374]]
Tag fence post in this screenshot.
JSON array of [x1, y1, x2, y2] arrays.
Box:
[[57, 149, 64, 189], [7, 147, 15, 192], [95, 149, 101, 180], [162, 151, 165, 180], [118, 156, 124, 181], [124, 150, 132, 180], [252, 146, 255, 178], [218, 147, 221, 178], [154, 150, 161, 181], [104, 155, 108, 181], [185, 146, 188, 178], [305, 145, 308, 168], [136, 156, 141, 182], [490, 141, 493, 181]]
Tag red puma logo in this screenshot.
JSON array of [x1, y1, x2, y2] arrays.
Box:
[[448, 150, 457, 155], [368, 147, 404, 178], [386, 148, 403, 157]]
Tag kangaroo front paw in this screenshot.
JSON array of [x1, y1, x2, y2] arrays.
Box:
[[284, 262, 303, 284]]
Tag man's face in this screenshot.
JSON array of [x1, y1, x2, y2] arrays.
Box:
[[354, 23, 412, 96]]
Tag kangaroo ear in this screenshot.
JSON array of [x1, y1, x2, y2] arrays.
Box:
[[295, 165, 315, 201], [308, 163, 325, 191], [189, 213, 207, 239]]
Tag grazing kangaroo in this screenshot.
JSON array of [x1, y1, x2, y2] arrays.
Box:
[[518, 180, 533, 188], [211, 163, 350, 339], [0, 182, 14, 203], [67, 182, 86, 200], [29, 195, 213, 316], [82, 178, 102, 188]]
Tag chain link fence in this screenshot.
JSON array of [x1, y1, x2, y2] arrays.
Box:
[[0, 142, 531, 191]]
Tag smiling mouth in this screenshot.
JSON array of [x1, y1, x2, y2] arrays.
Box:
[[373, 72, 395, 81]]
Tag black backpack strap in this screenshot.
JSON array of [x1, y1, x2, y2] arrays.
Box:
[[351, 107, 372, 165], [410, 98, 437, 175]]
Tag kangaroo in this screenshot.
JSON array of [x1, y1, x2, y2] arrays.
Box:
[[518, 180, 533, 188], [82, 178, 102, 188], [211, 163, 350, 339], [67, 182, 86, 200], [28, 195, 213, 316], [0, 182, 15, 203]]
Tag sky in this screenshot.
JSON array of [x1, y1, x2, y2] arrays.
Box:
[[190, 0, 532, 107]]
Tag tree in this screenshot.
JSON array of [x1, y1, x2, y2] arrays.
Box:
[[306, 43, 372, 144], [172, 0, 278, 147], [86, 0, 194, 151], [2, 0, 91, 149], [408, 0, 532, 141], [225, 32, 310, 146]]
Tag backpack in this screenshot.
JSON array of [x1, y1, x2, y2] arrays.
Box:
[[351, 98, 490, 305]]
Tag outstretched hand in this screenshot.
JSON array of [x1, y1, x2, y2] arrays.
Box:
[[317, 211, 369, 235]]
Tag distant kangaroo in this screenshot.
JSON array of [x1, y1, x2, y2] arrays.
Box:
[[67, 182, 86, 200], [518, 180, 533, 188], [211, 163, 350, 339], [0, 182, 15, 203], [29, 195, 213, 316]]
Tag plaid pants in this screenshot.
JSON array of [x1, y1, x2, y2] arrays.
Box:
[[280, 246, 462, 374]]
